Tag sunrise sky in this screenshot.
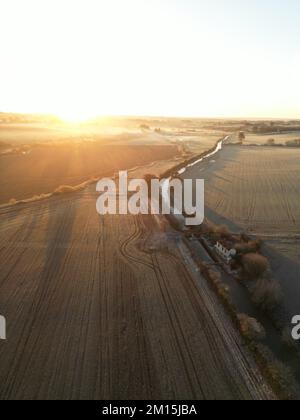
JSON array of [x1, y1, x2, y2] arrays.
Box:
[[1, 0, 299, 120]]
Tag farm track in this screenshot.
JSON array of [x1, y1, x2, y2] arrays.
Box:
[[119, 216, 156, 271]]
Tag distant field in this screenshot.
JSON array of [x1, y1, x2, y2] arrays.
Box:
[[0, 123, 73, 143], [0, 143, 179, 204], [244, 132, 300, 145], [0, 118, 226, 205], [0, 118, 224, 145]]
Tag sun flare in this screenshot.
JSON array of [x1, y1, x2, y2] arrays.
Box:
[[1, 0, 300, 119], [58, 110, 95, 124]]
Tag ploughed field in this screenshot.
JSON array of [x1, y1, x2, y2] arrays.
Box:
[[199, 146, 300, 235], [0, 143, 179, 205], [0, 185, 273, 399]]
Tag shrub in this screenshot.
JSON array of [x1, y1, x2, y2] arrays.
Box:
[[251, 277, 282, 311], [208, 269, 221, 284], [54, 183, 87, 195], [204, 221, 217, 234], [235, 239, 262, 255], [253, 343, 300, 399], [203, 221, 231, 237], [54, 185, 77, 194], [242, 253, 269, 279], [140, 124, 150, 130], [215, 224, 231, 237], [239, 131, 246, 142], [238, 314, 266, 341], [207, 269, 230, 299], [286, 139, 300, 147], [266, 138, 275, 146]]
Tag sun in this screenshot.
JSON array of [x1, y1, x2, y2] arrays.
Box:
[[58, 109, 96, 124]]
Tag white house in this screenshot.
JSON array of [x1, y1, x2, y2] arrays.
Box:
[[214, 241, 236, 264]]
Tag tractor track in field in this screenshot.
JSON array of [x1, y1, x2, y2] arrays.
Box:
[[0, 187, 275, 399]]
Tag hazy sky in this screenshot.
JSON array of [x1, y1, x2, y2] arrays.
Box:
[[1, 0, 299, 120]]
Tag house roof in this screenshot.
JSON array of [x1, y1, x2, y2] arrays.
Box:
[[216, 240, 235, 251]]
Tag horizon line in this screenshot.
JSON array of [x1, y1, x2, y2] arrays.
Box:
[[1, 110, 300, 122]]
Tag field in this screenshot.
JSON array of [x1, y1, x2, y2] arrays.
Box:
[[0, 143, 181, 205], [0, 116, 226, 146], [0, 117, 226, 205], [182, 145, 300, 316], [0, 184, 273, 399], [0, 116, 281, 399], [199, 146, 300, 235], [243, 132, 300, 146]]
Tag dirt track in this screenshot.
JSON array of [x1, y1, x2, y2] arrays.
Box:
[[0, 187, 274, 400]]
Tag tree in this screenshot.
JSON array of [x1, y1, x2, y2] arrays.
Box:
[[238, 131, 246, 143], [251, 277, 282, 311], [238, 314, 266, 340], [242, 253, 269, 279], [267, 138, 275, 146], [215, 224, 231, 238], [235, 239, 262, 255], [286, 139, 300, 147]]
